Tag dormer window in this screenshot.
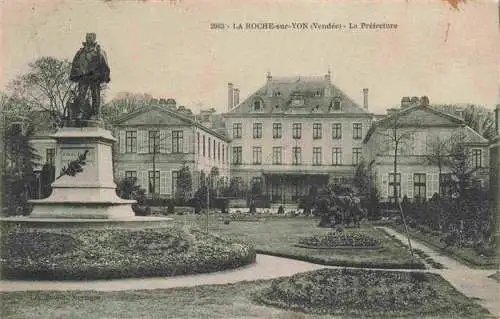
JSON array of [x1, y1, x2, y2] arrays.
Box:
[[331, 97, 342, 111], [273, 90, 281, 97], [291, 93, 304, 106], [254, 99, 262, 111]]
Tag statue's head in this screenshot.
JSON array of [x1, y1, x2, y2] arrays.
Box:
[[84, 33, 97, 45]]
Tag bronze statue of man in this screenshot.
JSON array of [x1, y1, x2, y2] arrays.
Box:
[[69, 33, 110, 120]]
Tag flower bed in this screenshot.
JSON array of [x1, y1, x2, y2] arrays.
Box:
[[253, 268, 490, 317], [0, 226, 256, 280], [297, 230, 378, 248]]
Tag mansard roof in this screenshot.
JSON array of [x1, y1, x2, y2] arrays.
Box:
[[227, 75, 370, 116]]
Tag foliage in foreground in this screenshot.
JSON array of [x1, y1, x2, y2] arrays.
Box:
[[0, 226, 256, 280], [253, 268, 491, 318]]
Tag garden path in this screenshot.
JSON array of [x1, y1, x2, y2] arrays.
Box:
[[1, 227, 498, 317], [378, 226, 500, 318]]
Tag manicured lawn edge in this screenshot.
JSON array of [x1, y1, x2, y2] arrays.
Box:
[[389, 224, 497, 269], [255, 249, 425, 269]]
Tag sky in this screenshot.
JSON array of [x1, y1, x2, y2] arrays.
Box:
[[1, 0, 499, 114]]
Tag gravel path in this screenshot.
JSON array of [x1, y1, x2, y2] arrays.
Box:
[[378, 226, 499, 318]]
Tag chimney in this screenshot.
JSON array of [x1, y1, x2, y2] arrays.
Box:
[[227, 83, 234, 111], [166, 98, 176, 109], [420, 96, 429, 107], [267, 71, 272, 82], [401, 96, 411, 108], [362, 88, 369, 109], [233, 88, 240, 107], [325, 69, 331, 82], [410, 96, 419, 107]]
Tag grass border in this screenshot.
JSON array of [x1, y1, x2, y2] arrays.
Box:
[[255, 249, 425, 269], [389, 224, 497, 269]]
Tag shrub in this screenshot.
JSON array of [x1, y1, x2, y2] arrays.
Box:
[[277, 205, 284, 215], [167, 200, 175, 215]]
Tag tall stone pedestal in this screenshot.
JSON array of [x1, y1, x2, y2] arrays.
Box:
[[29, 125, 136, 219]]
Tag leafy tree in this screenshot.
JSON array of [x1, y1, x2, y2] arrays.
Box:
[[2, 123, 40, 215], [175, 164, 193, 205]]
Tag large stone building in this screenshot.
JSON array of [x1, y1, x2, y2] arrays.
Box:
[[113, 100, 230, 198], [223, 72, 375, 204], [363, 96, 490, 202]]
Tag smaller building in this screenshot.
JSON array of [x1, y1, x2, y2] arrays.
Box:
[[113, 102, 231, 198], [364, 96, 490, 202]]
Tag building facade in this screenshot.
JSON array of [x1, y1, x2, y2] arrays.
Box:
[[113, 103, 230, 198], [363, 96, 490, 202], [223, 72, 375, 204]]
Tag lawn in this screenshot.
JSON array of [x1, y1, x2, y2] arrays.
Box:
[[174, 215, 425, 269], [1, 270, 492, 319]]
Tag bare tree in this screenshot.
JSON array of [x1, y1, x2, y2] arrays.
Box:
[[375, 111, 422, 256], [101, 92, 153, 124], [425, 135, 453, 196], [432, 104, 496, 140], [9, 57, 76, 128]]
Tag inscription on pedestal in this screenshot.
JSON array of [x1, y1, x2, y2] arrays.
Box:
[[60, 148, 95, 167]]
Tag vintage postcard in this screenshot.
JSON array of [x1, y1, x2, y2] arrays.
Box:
[[1, 0, 499, 318]]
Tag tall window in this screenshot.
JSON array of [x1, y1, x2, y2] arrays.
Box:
[[313, 123, 322, 139], [208, 137, 211, 157], [217, 142, 221, 162], [232, 146, 242, 164], [273, 123, 282, 139], [46, 148, 55, 165], [414, 173, 426, 200], [233, 123, 242, 139], [253, 147, 262, 165], [353, 123, 363, 140], [172, 130, 183, 153], [253, 123, 263, 139], [352, 147, 362, 166], [312, 147, 322, 165], [226, 146, 229, 163], [125, 131, 137, 153], [213, 140, 216, 159], [148, 170, 160, 194], [332, 147, 342, 166], [440, 173, 453, 197], [332, 123, 342, 139], [125, 170, 137, 180], [388, 173, 401, 199], [222, 145, 225, 164], [292, 123, 302, 139], [472, 149, 482, 168], [203, 135, 206, 157], [172, 171, 179, 195], [292, 147, 302, 165], [148, 130, 160, 153], [272, 147, 282, 165]]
